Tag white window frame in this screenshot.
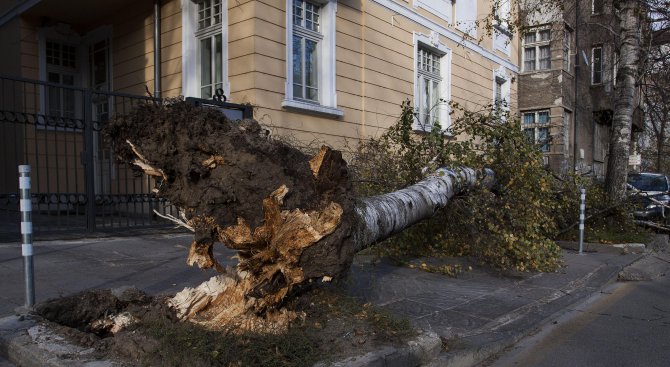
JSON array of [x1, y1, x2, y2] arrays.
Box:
[[414, 0, 452, 23], [522, 27, 551, 72], [522, 110, 551, 152], [492, 66, 511, 113], [454, 0, 477, 38], [492, 0, 511, 55], [181, 0, 230, 99], [283, 0, 342, 118], [413, 32, 452, 132], [563, 27, 572, 71], [37, 27, 85, 132], [591, 46, 603, 84]]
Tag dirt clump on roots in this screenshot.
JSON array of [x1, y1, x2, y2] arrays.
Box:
[[104, 100, 358, 331], [33, 287, 415, 367], [104, 99, 346, 231]]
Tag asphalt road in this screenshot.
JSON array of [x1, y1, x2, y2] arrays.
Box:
[[484, 274, 670, 367]]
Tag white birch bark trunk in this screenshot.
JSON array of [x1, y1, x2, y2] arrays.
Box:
[[353, 167, 495, 252], [605, 0, 642, 202]]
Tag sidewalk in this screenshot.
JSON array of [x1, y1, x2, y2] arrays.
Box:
[[0, 233, 665, 366]]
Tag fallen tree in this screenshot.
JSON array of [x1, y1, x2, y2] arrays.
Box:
[[105, 101, 493, 332]]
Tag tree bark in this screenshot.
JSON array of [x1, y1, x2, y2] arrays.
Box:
[[105, 101, 492, 332], [353, 167, 494, 252], [605, 0, 643, 202]]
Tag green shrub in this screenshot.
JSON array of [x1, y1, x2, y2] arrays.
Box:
[[351, 101, 562, 272]]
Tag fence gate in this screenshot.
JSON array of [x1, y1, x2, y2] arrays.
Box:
[[0, 76, 178, 241]]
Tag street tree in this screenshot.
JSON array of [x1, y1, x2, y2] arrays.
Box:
[[105, 101, 493, 331], [604, 0, 647, 202], [640, 5, 670, 173]]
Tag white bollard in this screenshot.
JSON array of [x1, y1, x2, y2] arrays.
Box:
[[19, 165, 35, 307], [578, 188, 586, 255]]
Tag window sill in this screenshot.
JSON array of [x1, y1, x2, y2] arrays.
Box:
[[282, 99, 344, 119], [494, 24, 513, 38]]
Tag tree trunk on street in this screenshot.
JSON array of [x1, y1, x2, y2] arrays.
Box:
[[105, 101, 492, 332], [605, 0, 643, 202]]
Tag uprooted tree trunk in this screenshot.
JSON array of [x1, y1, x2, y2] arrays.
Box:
[[105, 101, 493, 332]]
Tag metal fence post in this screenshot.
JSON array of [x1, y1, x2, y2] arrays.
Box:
[[83, 89, 96, 232], [19, 165, 35, 307], [579, 187, 586, 254]]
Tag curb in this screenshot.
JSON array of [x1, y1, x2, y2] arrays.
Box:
[[425, 247, 648, 367], [314, 331, 442, 367], [618, 234, 669, 281], [0, 315, 121, 367]]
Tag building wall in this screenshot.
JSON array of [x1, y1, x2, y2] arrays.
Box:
[[227, 0, 519, 151], [517, 0, 639, 177], [111, 0, 182, 96], [0, 17, 24, 193], [1, 0, 520, 159], [518, 20, 574, 173]]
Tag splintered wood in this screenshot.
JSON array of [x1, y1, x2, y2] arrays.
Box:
[[173, 175, 343, 332]]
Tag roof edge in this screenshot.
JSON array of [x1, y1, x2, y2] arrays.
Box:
[[0, 0, 41, 28]]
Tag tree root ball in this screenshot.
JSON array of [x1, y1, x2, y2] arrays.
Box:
[[104, 100, 356, 328]]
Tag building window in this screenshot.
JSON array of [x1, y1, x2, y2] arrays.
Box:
[[563, 28, 572, 71], [454, 0, 477, 37], [492, 67, 510, 114], [415, 0, 452, 23], [494, 0, 511, 29], [292, 0, 322, 102], [493, 0, 511, 54], [417, 46, 442, 128], [283, 0, 341, 117], [45, 40, 77, 119], [196, 0, 224, 99], [523, 28, 551, 71], [413, 33, 451, 131], [592, 0, 604, 14], [182, 0, 228, 99], [494, 77, 505, 107], [522, 110, 551, 152], [592, 46, 603, 84]]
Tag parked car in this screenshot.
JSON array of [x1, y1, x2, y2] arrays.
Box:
[[627, 172, 670, 222]]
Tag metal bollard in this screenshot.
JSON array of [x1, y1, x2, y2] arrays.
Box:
[[19, 165, 35, 307], [578, 187, 586, 255]]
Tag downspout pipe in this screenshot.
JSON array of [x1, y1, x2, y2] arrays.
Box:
[[154, 0, 162, 98]]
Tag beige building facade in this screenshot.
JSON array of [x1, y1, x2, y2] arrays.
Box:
[[0, 0, 520, 234], [1, 0, 519, 147]]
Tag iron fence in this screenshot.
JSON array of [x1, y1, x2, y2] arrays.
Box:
[[0, 75, 178, 241]]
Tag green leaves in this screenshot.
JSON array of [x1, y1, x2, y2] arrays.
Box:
[[352, 100, 563, 272]]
